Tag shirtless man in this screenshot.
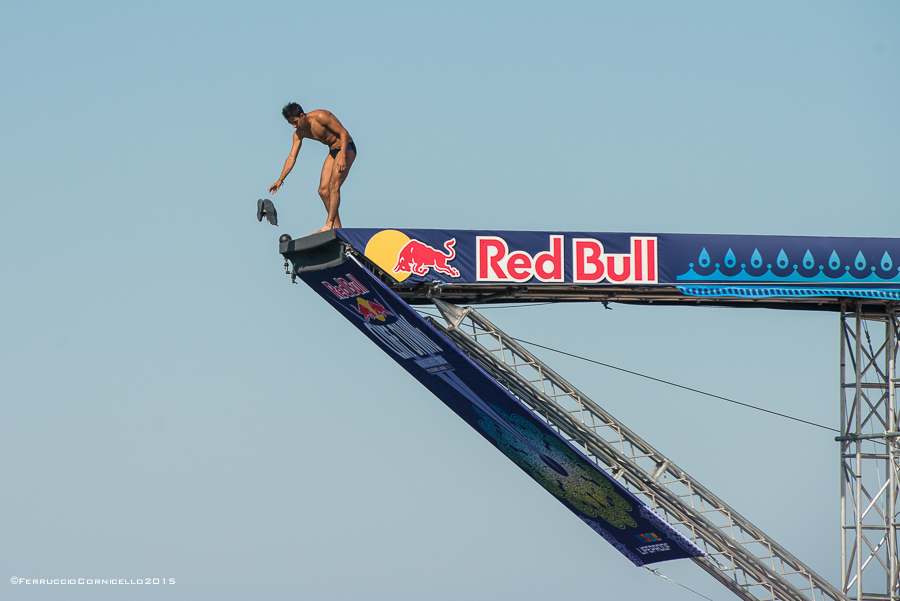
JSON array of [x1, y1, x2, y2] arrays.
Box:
[[268, 102, 356, 233]]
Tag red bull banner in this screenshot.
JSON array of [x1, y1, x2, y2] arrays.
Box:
[[295, 253, 704, 566], [335, 229, 900, 301]]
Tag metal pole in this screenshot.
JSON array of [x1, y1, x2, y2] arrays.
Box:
[[856, 307, 864, 601], [841, 302, 850, 596], [889, 306, 898, 601]]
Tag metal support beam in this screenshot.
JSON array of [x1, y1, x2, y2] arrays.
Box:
[[429, 299, 847, 601], [840, 302, 900, 600]]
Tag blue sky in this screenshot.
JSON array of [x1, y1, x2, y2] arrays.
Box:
[[2, 1, 899, 599]]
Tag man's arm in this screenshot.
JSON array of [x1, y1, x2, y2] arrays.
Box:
[[268, 134, 302, 194]]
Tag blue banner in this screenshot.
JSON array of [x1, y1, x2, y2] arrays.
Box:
[[298, 255, 704, 566], [334, 229, 900, 301]]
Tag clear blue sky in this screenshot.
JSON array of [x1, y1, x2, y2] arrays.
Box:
[[2, 1, 898, 599]]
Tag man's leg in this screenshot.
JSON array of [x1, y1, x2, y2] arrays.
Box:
[[317, 155, 335, 218], [314, 150, 355, 233]]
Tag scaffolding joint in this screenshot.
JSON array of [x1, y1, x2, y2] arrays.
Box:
[[835, 431, 900, 443], [425, 280, 446, 300]]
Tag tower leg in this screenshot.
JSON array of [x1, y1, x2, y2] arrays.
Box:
[[840, 302, 900, 600]]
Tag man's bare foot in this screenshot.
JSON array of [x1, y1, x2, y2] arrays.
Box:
[[311, 224, 335, 235]]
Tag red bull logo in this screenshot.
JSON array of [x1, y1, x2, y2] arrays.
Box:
[[356, 297, 394, 322], [363, 230, 460, 282], [393, 238, 460, 278], [363, 230, 657, 285]]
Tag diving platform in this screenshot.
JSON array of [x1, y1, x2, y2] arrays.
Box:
[[279, 228, 900, 601], [280, 229, 900, 311]]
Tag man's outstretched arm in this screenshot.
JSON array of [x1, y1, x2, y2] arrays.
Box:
[[268, 134, 302, 194]]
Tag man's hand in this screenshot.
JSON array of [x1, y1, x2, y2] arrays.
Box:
[[336, 155, 348, 174], [268, 180, 283, 194]]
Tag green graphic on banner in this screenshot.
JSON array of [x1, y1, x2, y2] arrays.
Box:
[[474, 404, 636, 530]]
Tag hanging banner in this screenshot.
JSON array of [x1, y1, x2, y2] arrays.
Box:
[[333, 229, 900, 301], [297, 255, 704, 566]]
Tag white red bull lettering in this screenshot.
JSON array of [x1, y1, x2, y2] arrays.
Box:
[[323, 274, 370, 299]]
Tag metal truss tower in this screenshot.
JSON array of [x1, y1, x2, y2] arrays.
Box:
[[430, 299, 847, 601], [840, 303, 900, 601]]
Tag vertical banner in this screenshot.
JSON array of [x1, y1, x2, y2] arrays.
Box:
[[298, 256, 703, 566]]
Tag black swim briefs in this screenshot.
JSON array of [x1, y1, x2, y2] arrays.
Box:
[[329, 141, 357, 159]]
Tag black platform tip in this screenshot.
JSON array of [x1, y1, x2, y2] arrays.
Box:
[[279, 234, 293, 244]]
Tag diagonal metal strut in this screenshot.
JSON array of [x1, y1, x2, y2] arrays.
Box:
[[428, 299, 847, 601]]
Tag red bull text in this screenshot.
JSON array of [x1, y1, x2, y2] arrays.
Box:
[[323, 274, 369, 299], [477, 235, 658, 284]]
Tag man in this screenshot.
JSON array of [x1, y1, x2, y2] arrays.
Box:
[[268, 102, 356, 234]]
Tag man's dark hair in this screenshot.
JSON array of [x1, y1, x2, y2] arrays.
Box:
[[282, 102, 304, 121]]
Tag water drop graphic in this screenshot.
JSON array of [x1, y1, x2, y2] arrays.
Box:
[[829, 251, 840, 270], [724, 248, 736, 268], [698, 248, 710, 268], [776, 249, 788, 269], [882, 252, 893, 271], [855, 251, 866, 270], [750, 249, 763, 269], [803, 250, 814, 270]]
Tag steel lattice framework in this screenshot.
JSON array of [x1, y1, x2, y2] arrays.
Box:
[[840, 303, 900, 601], [429, 299, 848, 601]]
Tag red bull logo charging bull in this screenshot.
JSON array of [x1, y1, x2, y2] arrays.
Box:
[[356, 297, 394, 322], [363, 230, 461, 283], [393, 238, 460, 278]]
